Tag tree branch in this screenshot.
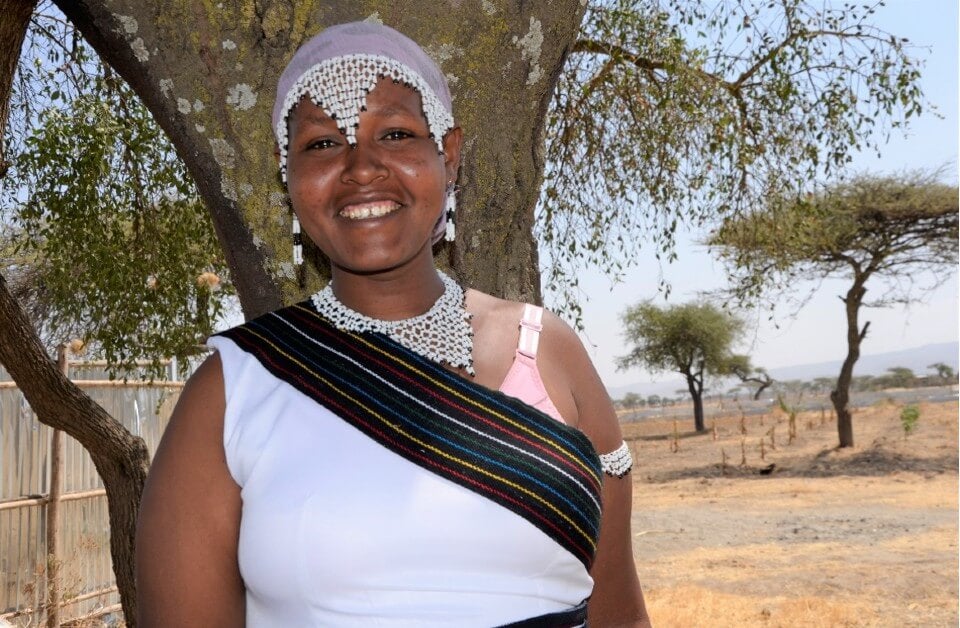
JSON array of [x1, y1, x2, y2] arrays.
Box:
[[733, 28, 892, 89], [572, 37, 731, 92]]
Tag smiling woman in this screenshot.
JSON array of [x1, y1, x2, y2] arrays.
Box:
[[134, 21, 651, 628]]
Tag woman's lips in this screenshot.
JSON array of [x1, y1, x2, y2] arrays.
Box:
[[339, 200, 401, 220]]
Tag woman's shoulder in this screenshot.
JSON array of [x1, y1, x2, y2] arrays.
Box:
[[465, 289, 621, 451], [463, 289, 577, 343]]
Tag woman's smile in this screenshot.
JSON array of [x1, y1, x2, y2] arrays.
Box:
[[339, 200, 402, 220]]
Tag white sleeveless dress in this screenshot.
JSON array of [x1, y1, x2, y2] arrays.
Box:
[[207, 310, 593, 627]]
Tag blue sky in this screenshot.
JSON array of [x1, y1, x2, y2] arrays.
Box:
[[563, 0, 959, 389]]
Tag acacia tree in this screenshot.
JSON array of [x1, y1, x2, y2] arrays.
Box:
[[928, 362, 955, 382], [709, 171, 959, 447], [883, 366, 916, 389], [0, 2, 151, 623], [617, 301, 747, 432], [724, 354, 774, 400]]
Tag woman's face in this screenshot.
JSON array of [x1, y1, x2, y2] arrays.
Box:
[[285, 77, 461, 276]]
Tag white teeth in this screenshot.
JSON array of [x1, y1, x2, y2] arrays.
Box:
[[340, 202, 399, 220]]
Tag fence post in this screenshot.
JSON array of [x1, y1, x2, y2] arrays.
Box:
[[45, 346, 67, 627]]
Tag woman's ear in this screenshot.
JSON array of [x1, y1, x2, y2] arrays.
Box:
[[442, 127, 462, 181]]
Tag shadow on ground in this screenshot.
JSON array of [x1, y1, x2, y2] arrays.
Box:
[[637, 439, 958, 482]]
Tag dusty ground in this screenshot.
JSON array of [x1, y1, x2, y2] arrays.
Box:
[[624, 397, 958, 627]]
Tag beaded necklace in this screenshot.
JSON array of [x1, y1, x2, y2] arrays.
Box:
[[311, 271, 475, 376]]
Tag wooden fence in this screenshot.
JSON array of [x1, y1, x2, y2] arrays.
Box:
[[0, 355, 183, 626]]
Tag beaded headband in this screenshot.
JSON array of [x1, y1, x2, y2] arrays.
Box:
[[273, 22, 455, 181], [273, 22, 456, 243]]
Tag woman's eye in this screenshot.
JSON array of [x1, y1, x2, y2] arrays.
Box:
[[307, 138, 337, 150], [383, 130, 412, 141]]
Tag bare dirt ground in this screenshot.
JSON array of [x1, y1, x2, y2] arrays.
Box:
[[624, 397, 958, 627]]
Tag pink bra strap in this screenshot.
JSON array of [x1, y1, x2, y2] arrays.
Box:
[[517, 304, 543, 358]]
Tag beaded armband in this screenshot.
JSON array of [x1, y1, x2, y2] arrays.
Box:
[[599, 441, 633, 478]]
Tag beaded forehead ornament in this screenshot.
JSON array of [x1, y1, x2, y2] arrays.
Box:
[[272, 22, 455, 183]]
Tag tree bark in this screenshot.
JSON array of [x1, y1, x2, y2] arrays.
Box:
[[684, 369, 706, 433], [1, 2, 146, 622], [0, 0, 36, 176], [0, 274, 149, 624], [830, 280, 869, 448], [56, 0, 589, 313], [751, 381, 770, 401]]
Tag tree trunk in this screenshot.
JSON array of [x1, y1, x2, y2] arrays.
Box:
[[685, 371, 706, 433], [0, 0, 36, 176], [752, 381, 770, 401], [57, 1, 589, 313], [830, 280, 869, 448], [1, 3, 146, 622], [0, 274, 149, 624]]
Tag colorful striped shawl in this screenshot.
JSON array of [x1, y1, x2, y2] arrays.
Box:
[[215, 301, 603, 569]]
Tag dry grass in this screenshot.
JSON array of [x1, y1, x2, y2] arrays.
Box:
[[645, 585, 882, 628], [628, 397, 959, 627]]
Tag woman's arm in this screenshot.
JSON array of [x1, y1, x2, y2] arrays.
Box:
[[136, 354, 245, 627], [540, 313, 652, 628]]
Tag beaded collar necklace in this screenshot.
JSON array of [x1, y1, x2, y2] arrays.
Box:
[[311, 271, 475, 376]]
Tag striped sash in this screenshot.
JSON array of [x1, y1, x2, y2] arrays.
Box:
[[216, 301, 603, 569]]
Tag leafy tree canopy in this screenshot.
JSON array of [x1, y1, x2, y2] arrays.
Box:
[[540, 0, 927, 316], [2, 12, 230, 376], [708, 170, 958, 303], [617, 300, 748, 430], [722, 353, 774, 399], [617, 300, 744, 376], [883, 366, 916, 388]]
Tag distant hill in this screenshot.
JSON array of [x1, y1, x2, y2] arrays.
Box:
[[764, 341, 958, 383], [607, 341, 959, 399]]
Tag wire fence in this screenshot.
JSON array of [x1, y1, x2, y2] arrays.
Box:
[[0, 359, 183, 626]]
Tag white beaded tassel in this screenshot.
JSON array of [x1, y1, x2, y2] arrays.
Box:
[[444, 188, 456, 242], [292, 216, 303, 265]]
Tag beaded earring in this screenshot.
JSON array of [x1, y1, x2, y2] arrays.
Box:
[[292, 215, 303, 265], [444, 185, 456, 242]]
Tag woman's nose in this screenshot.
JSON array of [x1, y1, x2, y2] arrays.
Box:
[[340, 142, 388, 185]]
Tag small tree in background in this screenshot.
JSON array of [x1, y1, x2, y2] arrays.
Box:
[[900, 404, 920, 438], [882, 367, 916, 389], [621, 392, 643, 409], [710, 170, 959, 447], [927, 362, 956, 383], [617, 301, 749, 432], [723, 354, 775, 400]]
